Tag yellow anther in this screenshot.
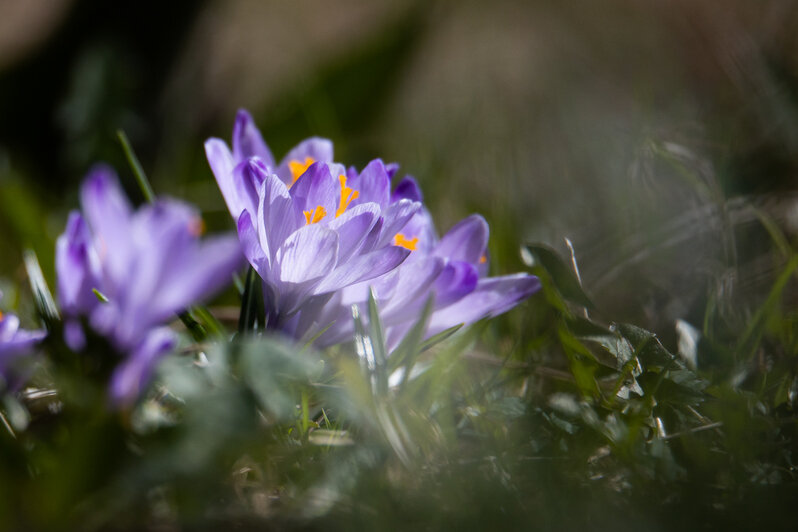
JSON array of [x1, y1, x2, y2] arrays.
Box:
[[479, 255, 487, 264], [394, 233, 418, 251], [188, 217, 206, 237], [335, 174, 359, 218], [303, 205, 327, 225], [288, 157, 315, 187], [0, 310, 4, 321]]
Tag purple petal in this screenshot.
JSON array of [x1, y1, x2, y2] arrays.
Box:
[[79, 165, 133, 283], [232, 109, 275, 167], [0, 314, 45, 365], [0, 314, 19, 342], [116, 201, 200, 343], [391, 176, 423, 203], [79, 165, 132, 227], [276, 137, 334, 186], [289, 162, 338, 221], [257, 173, 303, 256], [313, 246, 409, 295], [354, 217, 384, 255], [109, 327, 175, 407], [231, 157, 268, 219], [380, 256, 446, 320], [478, 250, 490, 277], [63, 319, 86, 351], [350, 159, 390, 208], [426, 274, 541, 336], [276, 224, 339, 284], [301, 295, 356, 348], [205, 137, 241, 219], [377, 199, 421, 248], [385, 162, 400, 179], [399, 207, 439, 254], [288, 292, 337, 342], [434, 215, 489, 265], [326, 202, 380, 263], [238, 210, 271, 276], [55, 211, 101, 315], [432, 261, 479, 307], [89, 302, 121, 342], [151, 235, 244, 322], [126, 201, 197, 300]]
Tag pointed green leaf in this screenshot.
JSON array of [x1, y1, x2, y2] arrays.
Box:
[[522, 244, 594, 310]]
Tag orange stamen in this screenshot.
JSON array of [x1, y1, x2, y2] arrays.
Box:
[[288, 157, 315, 188], [303, 205, 327, 225], [188, 217, 206, 237], [0, 310, 4, 321], [335, 174, 359, 218], [479, 255, 487, 264], [394, 233, 419, 251]]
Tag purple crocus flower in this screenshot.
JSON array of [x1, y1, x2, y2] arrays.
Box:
[[0, 291, 46, 383], [205, 110, 420, 330], [205, 109, 336, 218], [56, 165, 243, 405], [296, 174, 541, 350]]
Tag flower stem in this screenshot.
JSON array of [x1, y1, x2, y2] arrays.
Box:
[[116, 129, 155, 204]]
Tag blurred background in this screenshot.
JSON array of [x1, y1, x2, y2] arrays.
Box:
[[1, 0, 798, 345]]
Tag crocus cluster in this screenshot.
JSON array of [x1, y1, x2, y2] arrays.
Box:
[[205, 111, 421, 330], [207, 110, 540, 349], [55, 166, 242, 405], [0, 291, 46, 384], [14, 109, 537, 406]]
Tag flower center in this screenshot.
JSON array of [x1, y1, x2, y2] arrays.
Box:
[[0, 310, 4, 322], [301, 174, 360, 225], [479, 255, 487, 264], [288, 157, 315, 187], [303, 205, 327, 225], [394, 233, 418, 251], [336, 174, 359, 218]]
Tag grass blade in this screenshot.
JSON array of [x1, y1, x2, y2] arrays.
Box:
[[116, 129, 155, 204], [23, 249, 59, 325]]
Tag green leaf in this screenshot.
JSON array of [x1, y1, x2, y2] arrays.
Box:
[[117, 129, 155, 204], [417, 323, 463, 353], [388, 294, 434, 376], [237, 337, 321, 420], [190, 305, 226, 339], [23, 249, 59, 325], [366, 289, 389, 380], [735, 253, 798, 362], [92, 288, 109, 303], [238, 266, 262, 334], [615, 323, 680, 370], [522, 244, 594, 311], [351, 292, 389, 398]]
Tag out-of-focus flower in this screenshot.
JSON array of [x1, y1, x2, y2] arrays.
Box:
[[0, 291, 46, 382], [55, 165, 243, 405], [205, 110, 420, 329], [297, 175, 541, 349]]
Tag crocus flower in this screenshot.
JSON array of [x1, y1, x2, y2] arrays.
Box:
[[295, 174, 541, 350], [0, 291, 46, 383], [56, 165, 243, 405], [205, 109, 336, 219], [205, 110, 420, 330]]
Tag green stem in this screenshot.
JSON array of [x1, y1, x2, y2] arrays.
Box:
[[116, 129, 155, 204]]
